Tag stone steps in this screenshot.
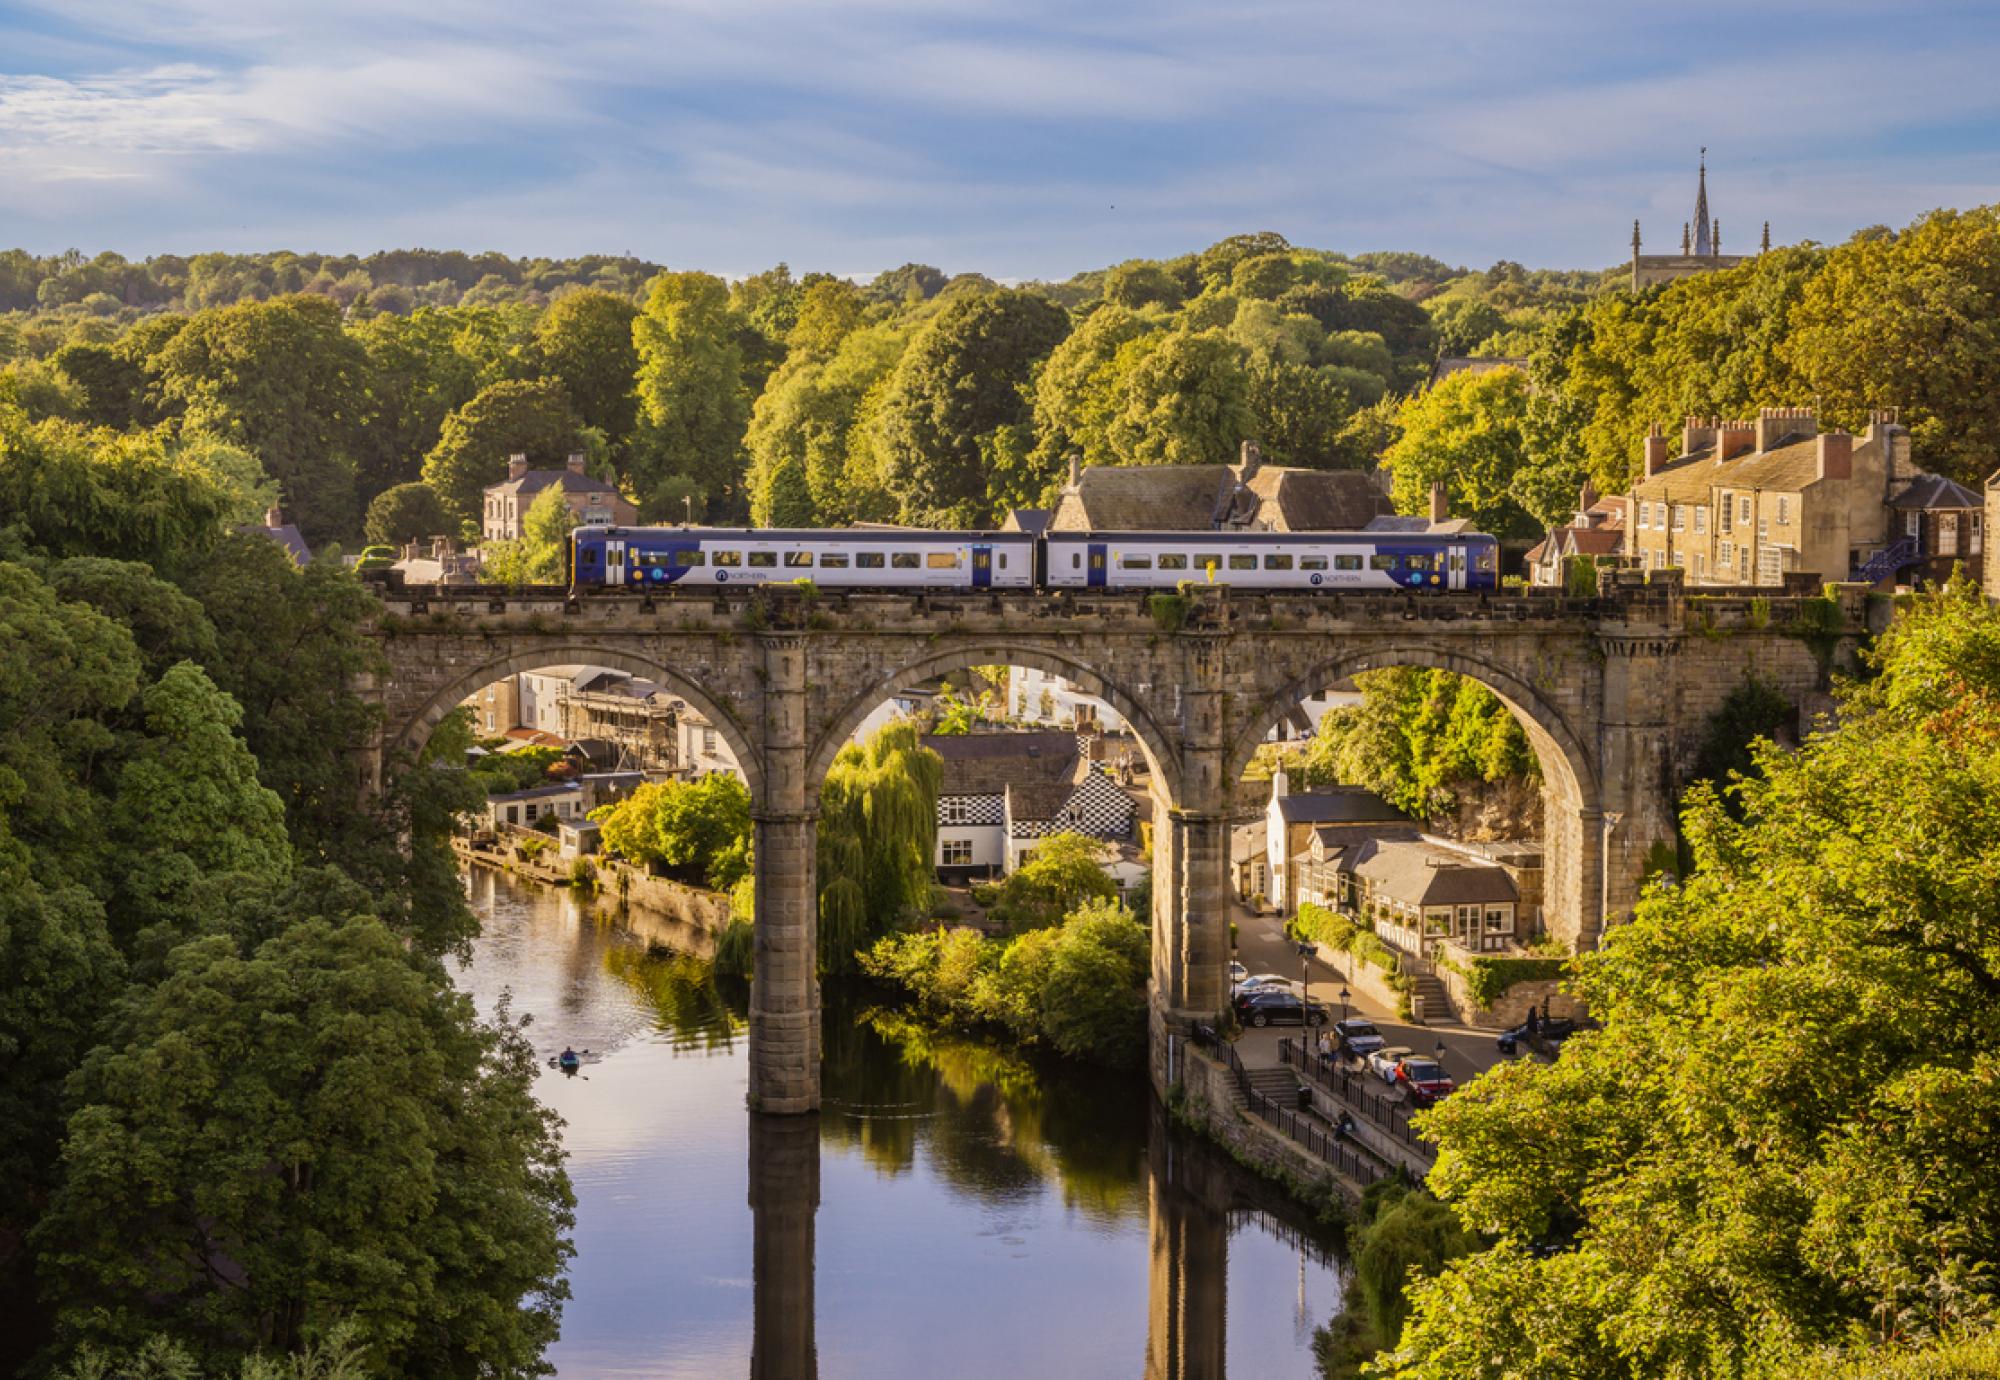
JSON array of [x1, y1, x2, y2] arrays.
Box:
[[1409, 974, 1455, 1024]]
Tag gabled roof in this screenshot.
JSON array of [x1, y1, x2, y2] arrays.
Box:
[[928, 731, 1082, 798], [1341, 836, 1519, 907], [1274, 786, 1411, 827], [242, 522, 310, 566], [1001, 508, 1051, 535], [1244, 467, 1395, 532], [1889, 474, 1981, 510], [1048, 462, 1392, 532], [1632, 436, 1833, 504]]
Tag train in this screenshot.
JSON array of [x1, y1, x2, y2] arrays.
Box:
[[567, 525, 1502, 594]]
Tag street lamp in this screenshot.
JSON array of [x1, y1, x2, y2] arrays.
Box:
[[1296, 941, 1316, 1048], [1434, 1037, 1448, 1074]]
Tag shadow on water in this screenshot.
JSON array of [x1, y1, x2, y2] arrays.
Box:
[[459, 866, 1345, 1379]]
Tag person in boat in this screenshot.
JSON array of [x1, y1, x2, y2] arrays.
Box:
[[558, 1046, 581, 1072]]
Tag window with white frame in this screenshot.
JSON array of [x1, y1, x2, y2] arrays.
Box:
[[1638, 501, 1651, 528], [1720, 496, 1733, 534], [1776, 496, 1790, 525], [941, 839, 974, 866], [1940, 512, 1960, 556], [1740, 497, 1753, 524], [1694, 505, 1708, 534], [1672, 505, 1686, 532], [1907, 510, 1922, 540], [1974, 513, 1985, 555], [1720, 540, 1734, 568]]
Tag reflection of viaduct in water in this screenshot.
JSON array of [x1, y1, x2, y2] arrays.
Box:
[[1146, 1118, 1230, 1380], [367, 582, 1863, 1111], [748, 1113, 818, 1380]]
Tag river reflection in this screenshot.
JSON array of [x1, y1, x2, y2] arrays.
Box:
[[455, 867, 1345, 1379]]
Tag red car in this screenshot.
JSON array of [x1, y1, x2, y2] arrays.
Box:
[[1393, 1056, 1456, 1107]]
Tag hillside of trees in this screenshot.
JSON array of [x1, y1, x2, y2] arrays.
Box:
[[11, 217, 1995, 555]]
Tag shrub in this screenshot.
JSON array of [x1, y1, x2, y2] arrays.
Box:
[[1457, 956, 1566, 1008], [567, 856, 597, 891], [714, 918, 754, 981], [1292, 900, 1357, 951]]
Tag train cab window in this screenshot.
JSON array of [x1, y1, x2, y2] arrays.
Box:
[[1263, 553, 1294, 571], [748, 551, 778, 568], [1370, 554, 1397, 571], [892, 552, 920, 569], [784, 551, 813, 568], [1299, 555, 1327, 571], [856, 552, 884, 569], [714, 550, 742, 568], [1335, 554, 1362, 571], [819, 553, 850, 569], [1228, 554, 1257, 571], [926, 552, 958, 569], [1120, 554, 1152, 570], [1157, 553, 1187, 571], [673, 549, 706, 568], [1475, 548, 1496, 572]]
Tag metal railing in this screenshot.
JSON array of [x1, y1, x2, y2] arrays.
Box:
[[1192, 1027, 1383, 1185], [1280, 1037, 1436, 1162]]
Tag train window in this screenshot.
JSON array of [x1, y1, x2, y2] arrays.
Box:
[[819, 553, 849, 569], [748, 551, 778, 568], [1370, 554, 1397, 571], [857, 552, 885, 569], [1089, 551, 1105, 571], [926, 552, 958, 569], [1263, 554, 1294, 571], [1157, 553, 1187, 571], [1335, 554, 1362, 571], [1300, 555, 1328, 571], [714, 550, 742, 567], [1406, 555, 1431, 572], [1449, 552, 1465, 572], [1120, 554, 1152, 570], [892, 553, 920, 569], [1071, 553, 1080, 569], [673, 549, 706, 568], [784, 551, 813, 568], [999, 553, 1008, 569], [1228, 554, 1257, 571]]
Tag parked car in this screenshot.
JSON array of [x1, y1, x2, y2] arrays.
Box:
[[1228, 961, 1249, 988], [1233, 988, 1329, 1028], [1333, 1017, 1385, 1059], [1367, 1045, 1413, 1083], [1236, 972, 1297, 994], [1393, 1056, 1457, 1107], [1495, 1016, 1593, 1058]]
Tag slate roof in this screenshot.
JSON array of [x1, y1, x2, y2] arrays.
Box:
[[1334, 836, 1519, 907], [1048, 463, 1391, 532], [1001, 508, 1051, 534], [1889, 474, 1982, 510], [486, 783, 583, 803], [243, 522, 310, 566], [927, 731, 1082, 798], [486, 469, 623, 499], [1631, 436, 1830, 505], [1244, 467, 1393, 531], [1274, 787, 1412, 827]]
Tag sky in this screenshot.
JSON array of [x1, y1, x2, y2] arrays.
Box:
[[4, 0, 2000, 281]]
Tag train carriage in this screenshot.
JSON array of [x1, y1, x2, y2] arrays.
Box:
[[571, 527, 1039, 591], [1041, 530, 1500, 593]]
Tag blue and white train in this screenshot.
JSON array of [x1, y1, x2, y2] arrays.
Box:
[[568, 526, 1501, 594]]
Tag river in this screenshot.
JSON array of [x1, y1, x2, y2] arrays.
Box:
[[454, 866, 1346, 1378]]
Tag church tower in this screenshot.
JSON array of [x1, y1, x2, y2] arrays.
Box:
[[1630, 150, 1761, 290]]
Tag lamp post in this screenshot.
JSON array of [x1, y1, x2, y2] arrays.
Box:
[[1296, 941, 1316, 1048], [1434, 1037, 1449, 1077]]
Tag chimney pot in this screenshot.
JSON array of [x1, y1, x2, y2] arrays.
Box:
[[507, 454, 528, 481], [566, 452, 586, 474], [1683, 416, 1717, 458]]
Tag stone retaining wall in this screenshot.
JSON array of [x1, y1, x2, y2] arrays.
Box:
[[1175, 1047, 1368, 1206]]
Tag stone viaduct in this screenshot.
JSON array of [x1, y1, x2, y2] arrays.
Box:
[[358, 576, 1868, 1114]]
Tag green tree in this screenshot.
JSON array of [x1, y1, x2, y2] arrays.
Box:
[[988, 831, 1118, 933], [1246, 360, 1353, 468], [1425, 298, 1507, 357], [148, 296, 367, 541], [35, 916, 573, 1376], [51, 342, 150, 430], [1105, 329, 1253, 467], [1029, 306, 1159, 477], [419, 377, 586, 526], [1381, 366, 1539, 536], [817, 721, 942, 974], [631, 271, 749, 518], [1387, 582, 2000, 1379], [480, 486, 573, 587], [592, 774, 752, 889], [533, 288, 640, 440], [364, 481, 454, 547], [871, 289, 1070, 525]]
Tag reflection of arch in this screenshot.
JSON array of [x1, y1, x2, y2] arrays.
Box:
[[808, 644, 1184, 805], [1226, 644, 1598, 809], [390, 644, 764, 798]]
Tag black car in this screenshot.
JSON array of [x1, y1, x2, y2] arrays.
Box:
[[1496, 1015, 1590, 1057], [1234, 988, 1329, 1028], [1333, 1017, 1385, 1059]]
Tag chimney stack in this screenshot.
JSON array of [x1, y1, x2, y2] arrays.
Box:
[[1756, 406, 1814, 455], [1817, 431, 1853, 482], [1429, 480, 1449, 524], [1644, 423, 1670, 478], [1067, 453, 1081, 490], [507, 453, 528, 481], [566, 453, 586, 475], [1239, 439, 1262, 481], [264, 504, 284, 529], [1715, 420, 1756, 463], [1683, 415, 1717, 458]]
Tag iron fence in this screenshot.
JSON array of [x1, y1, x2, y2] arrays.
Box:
[[1279, 1037, 1436, 1162], [1191, 1025, 1383, 1184]]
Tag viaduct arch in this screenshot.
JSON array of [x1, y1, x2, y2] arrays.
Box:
[[360, 578, 1867, 1113]]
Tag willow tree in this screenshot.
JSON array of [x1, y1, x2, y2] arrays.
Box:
[[816, 721, 942, 974]]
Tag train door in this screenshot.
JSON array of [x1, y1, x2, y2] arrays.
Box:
[[1087, 543, 1108, 588], [1448, 547, 1467, 591], [606, 539, 626, 586], [971, 545, 993, 589]]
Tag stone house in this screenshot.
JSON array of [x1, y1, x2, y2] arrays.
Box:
[[483, 782, 584, 831], [926, 731, 1135, 881], [1886, 474, 1985, 588], [1260, 768, 1414, 912], [481, 454, 637, 544], [674, 701, 744, 784], [1621, 408, 1917, 587], [1524, 482, 1628, 587], [1319, 834, 1521, 956], [1048, 442, 1392, 533]]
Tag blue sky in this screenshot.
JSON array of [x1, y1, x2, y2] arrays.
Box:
[[4, 0, 1999, 280]]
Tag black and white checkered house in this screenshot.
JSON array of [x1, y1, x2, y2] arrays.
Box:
[[926, 731, 1136, 879]]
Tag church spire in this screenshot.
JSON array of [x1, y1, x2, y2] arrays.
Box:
[[1692, 149, 1713, 256]]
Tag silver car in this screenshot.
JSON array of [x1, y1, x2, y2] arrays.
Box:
[[1367, 1045, 1413, 1084]]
